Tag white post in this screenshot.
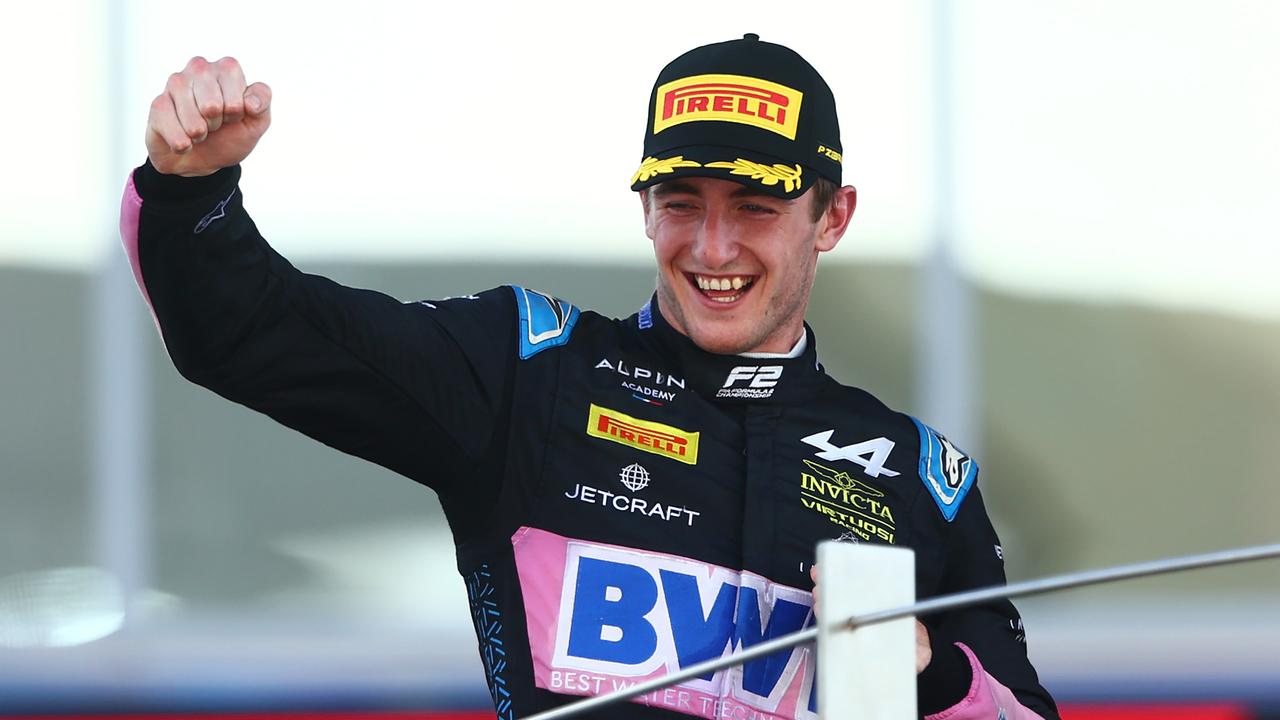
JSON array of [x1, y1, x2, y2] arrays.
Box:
[[817, 541, 916, 719]]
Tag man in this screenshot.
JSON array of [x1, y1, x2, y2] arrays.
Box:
[[122, 34, 1057, 720]]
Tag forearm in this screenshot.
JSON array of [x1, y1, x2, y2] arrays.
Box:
[[122, 159, 284, 383]]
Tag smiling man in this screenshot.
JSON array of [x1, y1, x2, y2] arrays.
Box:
[[642, 176, 848, 355], [122, 34, 1057, 720]]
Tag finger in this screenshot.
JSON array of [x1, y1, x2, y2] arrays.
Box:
[[215, 56, 247, 125], [189, 59, 226, 134], [808, 565, 820, 618], [915, 621, 932, 673], [166, 70, 207, 143], [148, 92, 193, 154], [243, 81, 272, 116]]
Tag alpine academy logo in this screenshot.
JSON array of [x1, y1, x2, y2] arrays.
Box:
[[587, 404, 700, 465], [653, 74, 803, 140]]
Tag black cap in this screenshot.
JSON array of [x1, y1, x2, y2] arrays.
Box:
[[630, 34, 842, 199]]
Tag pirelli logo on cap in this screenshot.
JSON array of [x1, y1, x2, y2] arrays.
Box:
[[587, 404, 700, 465], [653, 73, 803, 140]]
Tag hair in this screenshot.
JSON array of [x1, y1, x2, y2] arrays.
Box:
[[807, 177, 837, 223]]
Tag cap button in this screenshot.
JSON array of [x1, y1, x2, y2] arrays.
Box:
[[743, 33, 760, 41]]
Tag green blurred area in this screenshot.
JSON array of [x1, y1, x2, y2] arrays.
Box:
[[3, 258, 1277, 613]]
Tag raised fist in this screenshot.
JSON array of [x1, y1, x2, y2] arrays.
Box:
[[146, 56, 271, 177]]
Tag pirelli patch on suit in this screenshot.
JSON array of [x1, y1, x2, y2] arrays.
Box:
[[586, 404, 700, 465]]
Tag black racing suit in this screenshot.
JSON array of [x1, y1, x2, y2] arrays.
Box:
[[121, 161, 1058, 720]]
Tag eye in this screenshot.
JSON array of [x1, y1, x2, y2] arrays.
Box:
[[663, 201, 698, 211], [741, 203, 777, 214]]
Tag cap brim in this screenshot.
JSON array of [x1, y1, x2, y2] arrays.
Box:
[[629, 145, 814, 200]]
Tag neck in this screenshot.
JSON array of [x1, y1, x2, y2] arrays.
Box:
[[740, 331, 807, 359]]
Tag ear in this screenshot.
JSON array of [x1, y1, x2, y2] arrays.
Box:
[[815, 185, 857, 253], [640, 189, 657, 241]]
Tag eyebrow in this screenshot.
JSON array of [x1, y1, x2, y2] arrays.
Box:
[[651, 181, 792, 203]]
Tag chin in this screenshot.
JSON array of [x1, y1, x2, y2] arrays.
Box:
[[686, 324, 757, 356]]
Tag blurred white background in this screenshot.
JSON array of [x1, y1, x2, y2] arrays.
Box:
[[2, 0, 1278, 714]]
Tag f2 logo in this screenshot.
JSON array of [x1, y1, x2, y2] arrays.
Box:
[[801, 430, 900, 478], [724, 365, 783, 388]]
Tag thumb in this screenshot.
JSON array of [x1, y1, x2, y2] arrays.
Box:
[[243, 82, 272, 116]]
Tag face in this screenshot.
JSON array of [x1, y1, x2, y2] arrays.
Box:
[[641, 176, 856, 355]]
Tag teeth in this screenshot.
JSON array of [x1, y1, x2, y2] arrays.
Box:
[[694, 275, 753, 293]]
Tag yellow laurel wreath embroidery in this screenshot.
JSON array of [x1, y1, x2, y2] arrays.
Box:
[[630, 156, 704, 185], [705, 159, 804, 193]]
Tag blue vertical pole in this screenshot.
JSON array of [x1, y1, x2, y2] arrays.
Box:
[[919, 0, 981, 452], [90, 0, 151, 628]]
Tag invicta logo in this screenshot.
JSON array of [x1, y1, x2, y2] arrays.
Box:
[[587, 404, 700, 465], [653, 74, 803, 140]]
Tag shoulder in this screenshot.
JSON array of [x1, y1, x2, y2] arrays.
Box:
[[409, 285, 617, 361], [903, 416, 979, 523], [814, 378, 979, 523], [505, 286, 619, 359]]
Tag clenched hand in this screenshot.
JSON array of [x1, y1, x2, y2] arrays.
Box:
[[146, 56, 271, 177], [810, 565, 932, 673]]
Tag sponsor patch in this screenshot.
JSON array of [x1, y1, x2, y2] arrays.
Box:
[[910, 417, 978, 522], [800, 430, 900, 479], [797, 459, 896, 544], [596, 358, 685, 407], [511, 527, 818, 719], [563, 464, 701, 527], [653, 74, 803, 140], [619, 463, 650, 492], [587, 404, 699, 465], [716, 365, 782, 399], [513, 286, 579, 359]]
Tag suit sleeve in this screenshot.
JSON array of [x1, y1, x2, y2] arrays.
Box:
[[119, 160, 514, 506], [923, 486, 1059, 720]]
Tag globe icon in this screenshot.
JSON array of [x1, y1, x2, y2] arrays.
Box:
[[619, 463, 651, 492]]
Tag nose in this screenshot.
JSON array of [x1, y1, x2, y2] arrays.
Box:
[[692, 209, 740, 269]]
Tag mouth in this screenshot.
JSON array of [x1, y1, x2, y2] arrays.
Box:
[[686, 273, 758, 304]]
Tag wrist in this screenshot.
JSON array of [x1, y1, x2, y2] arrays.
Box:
[[917, 637, 973, 715], [135, 159, 240, 205]]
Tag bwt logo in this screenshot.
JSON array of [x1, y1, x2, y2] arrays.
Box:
[[551, 544, 818, 715]]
